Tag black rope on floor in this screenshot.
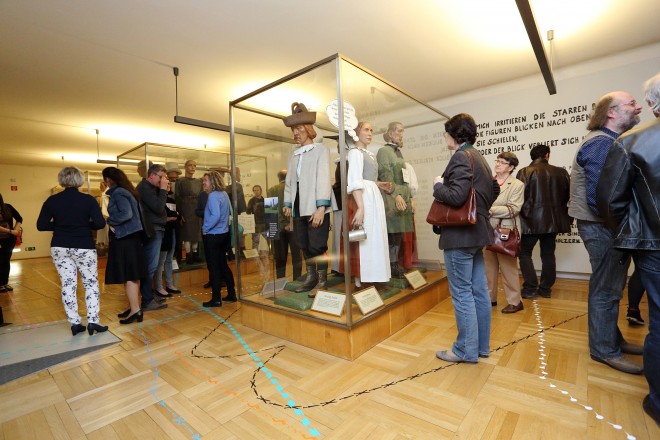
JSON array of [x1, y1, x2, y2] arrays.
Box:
[[251, 311, 588, 410]]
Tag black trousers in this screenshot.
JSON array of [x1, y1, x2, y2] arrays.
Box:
[[273, 229, 303, 279], [519, 233, 557, 295], [203, 233, 236, 301], [0, 235, 17, 285]]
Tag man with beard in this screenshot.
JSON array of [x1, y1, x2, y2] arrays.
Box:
[[568, 91, 643, 374], [597, 74, 660, 424]]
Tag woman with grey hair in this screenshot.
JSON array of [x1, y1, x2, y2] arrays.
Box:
[[37, 166, 108, 335]]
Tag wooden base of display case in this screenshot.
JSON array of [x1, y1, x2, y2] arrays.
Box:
[[240, 277, 449, 360]]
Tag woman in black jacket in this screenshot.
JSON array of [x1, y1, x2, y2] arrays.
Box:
[[432, 113, 498, 363], [37, 167, 108, 335], [0, 193, 22, 293]]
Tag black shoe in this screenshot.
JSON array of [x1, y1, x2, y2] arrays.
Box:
[[521, 291, 537, 299], [153, 295, 167, 304], [154, 289, 173, 298], [203, 300, 222, 307], [538, 289, 551, 298], [165, 286, 181, 294], [627, 308, 645, 326], [117, 308, 131, 318], [87, 322, 108, 335], [119, 310, 143, 324], [223, 296, 238, 303], [491, 301, 497, 307], [71, 323, 86, 336], [203, 281, 212, 288]]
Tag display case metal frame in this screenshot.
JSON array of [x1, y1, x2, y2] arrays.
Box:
[[230, 54, 450, 331]]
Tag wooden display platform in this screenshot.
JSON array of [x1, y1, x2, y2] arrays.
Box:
[[241, 275, 449, 360]]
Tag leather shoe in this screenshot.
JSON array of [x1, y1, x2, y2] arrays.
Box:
[[620, 341, 643, 355], [590, 354, 643, 375], [165, 286, 181, 294], [203, 281, 211, 288], [501, 302, 524, 314], [154, 289, 172, 298], [435, 350, 476, 363], [521, 291, 537, 299], [223, 296, 238, 303], [203, 300, 222, 307], [142, 300, 168, 311]]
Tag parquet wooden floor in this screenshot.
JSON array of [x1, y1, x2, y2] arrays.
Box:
[[0, 257, 657, 439]]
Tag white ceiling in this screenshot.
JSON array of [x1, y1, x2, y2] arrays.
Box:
[[1, 0, 659, 170]]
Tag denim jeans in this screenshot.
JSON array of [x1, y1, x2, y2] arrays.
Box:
[[577, 220, 630, 359], [156, 248, 175, 290], [140, 229, 164, 307], [635, 250, 660, 412], [444, 246, 491, 361], [519, 233, 557, 296]]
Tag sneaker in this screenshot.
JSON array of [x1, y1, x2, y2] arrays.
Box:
[[627, 308, 645, 326], [142, 300, 168, 311]]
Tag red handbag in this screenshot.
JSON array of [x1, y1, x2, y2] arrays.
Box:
[[14, 228, 22, 247], [486, 205, 521, 257], [426, 151, 477, 226]]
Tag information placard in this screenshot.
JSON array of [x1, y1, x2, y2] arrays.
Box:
[[353, 287, 384, 315], [261, 277, 289, 295], [404, 270, 427, 289], [243, 249, 259, 259], [311, 291, 346, 317]]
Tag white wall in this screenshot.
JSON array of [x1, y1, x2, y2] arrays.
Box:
[[0, 164, 62, 260], [427, 42, 660, 274]]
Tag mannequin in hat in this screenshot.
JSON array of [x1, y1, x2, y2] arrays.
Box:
[[377, 121, 414, 278], [282, 103, 332, 297], [175, 159, 202, 264]]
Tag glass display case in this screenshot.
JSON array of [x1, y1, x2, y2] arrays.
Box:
[[231, 54, 450, 329], [115, 142, 267, 269]]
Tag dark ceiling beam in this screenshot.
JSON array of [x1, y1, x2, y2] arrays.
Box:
[[515, 0, 557, 95]]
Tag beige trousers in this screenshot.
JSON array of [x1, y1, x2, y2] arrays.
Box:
[[483, 248, 522, 306]]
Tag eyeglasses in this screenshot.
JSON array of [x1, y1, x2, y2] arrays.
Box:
[[494, 159, 510, 165]]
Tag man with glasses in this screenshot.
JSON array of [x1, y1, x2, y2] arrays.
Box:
[[568, 91, 643, 374], [516, 144, 571, 301], [597, 74, 660, 423]]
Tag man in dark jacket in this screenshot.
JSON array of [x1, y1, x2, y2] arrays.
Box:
[[597, 73, 660, 424], [136, 163, 169, 310], [516, 144, 571, 299]]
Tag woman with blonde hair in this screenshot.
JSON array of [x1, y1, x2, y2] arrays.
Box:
[[37, 167, 108, 335], [201, 171, 237, 307]]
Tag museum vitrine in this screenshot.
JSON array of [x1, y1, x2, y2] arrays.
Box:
[[230, 54, 450, 329]]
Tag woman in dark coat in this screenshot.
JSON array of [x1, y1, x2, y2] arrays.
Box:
[[432, 113, 499, 363], [0, 193, 22, 293], [37, 167, 108, 335]]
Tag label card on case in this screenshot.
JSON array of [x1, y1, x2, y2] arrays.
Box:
[[404, 270, 427, 289], [353, 287, 384, 315], [311, 291, 346, 316]]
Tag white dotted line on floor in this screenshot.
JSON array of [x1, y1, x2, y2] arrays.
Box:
[[531, 300, 637, 440]]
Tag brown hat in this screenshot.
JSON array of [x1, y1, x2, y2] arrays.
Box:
[[165, 162, 182, 175], [282, 102, 316, 127]]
